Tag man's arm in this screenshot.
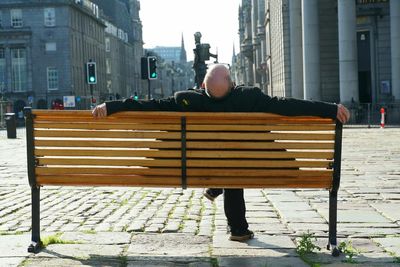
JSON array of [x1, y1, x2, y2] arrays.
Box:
[[92, 97, 180, 118], [246, 88, 350, 123]]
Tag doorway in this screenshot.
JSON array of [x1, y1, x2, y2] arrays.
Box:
[[357, 30, 372, 103]]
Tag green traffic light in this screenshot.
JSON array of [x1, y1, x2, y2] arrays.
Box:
[[90, 77, 95, 82], [151, 73, 157, 78]]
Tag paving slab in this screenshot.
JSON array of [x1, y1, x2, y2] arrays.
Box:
[[127, 233, 210, 257]]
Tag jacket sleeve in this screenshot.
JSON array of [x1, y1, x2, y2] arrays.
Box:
[[106, 97, 181, 115], [251, 89, 338, 119]]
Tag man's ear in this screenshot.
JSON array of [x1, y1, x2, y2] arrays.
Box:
[[201, 82, 205, 89]]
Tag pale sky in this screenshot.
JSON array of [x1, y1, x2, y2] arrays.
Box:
[[139, 0, 241, 64]]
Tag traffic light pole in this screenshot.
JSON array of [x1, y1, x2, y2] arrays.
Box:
[[90, 84, 94, 108], [147, 79, 151, 100]]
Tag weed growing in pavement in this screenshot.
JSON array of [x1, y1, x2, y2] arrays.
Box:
[[388, 251, 400, 264], [82, 229, 96, 234], [339, 240, 360, 263], [41, 232, 81, 247], [296, 231, 321, 255]]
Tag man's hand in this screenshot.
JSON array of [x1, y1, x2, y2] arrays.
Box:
[[336, 104, 350, 124], [92, 103, 107, 118]]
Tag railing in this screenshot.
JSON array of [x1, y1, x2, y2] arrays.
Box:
[[347, 103, 400, 127]]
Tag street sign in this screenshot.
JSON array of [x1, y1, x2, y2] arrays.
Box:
[[63, 96, 76, 108]]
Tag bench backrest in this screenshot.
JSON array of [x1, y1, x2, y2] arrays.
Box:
[[25, 109, 342, 190]]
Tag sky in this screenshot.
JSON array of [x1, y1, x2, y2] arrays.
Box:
[[139, 0, 241, 64]]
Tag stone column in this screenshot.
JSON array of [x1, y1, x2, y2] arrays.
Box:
[[391, 0, 400, 101], [302, 0, 320, 100], [338, 0, 358, 103], [290, 0, 303, 99]]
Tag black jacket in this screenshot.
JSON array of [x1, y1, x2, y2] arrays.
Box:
[[106, 86, 338, 119]]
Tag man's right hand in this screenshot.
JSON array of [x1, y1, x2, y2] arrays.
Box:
[[336, 104, 350, 124], [92, 103, 107, 118]]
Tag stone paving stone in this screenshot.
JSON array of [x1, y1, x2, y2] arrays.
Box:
[[373, 237, 400, 256], [61, 232, 131, 245], [34, 243, 124, 259], [127, 257, 213, 267], [213, 233, 296, 249], [217, 256, 309, 267], [127, 233, 210, 257], [25, 258, 122, 267], [371, 203, 400, 221], [0, 233, 30, 266]]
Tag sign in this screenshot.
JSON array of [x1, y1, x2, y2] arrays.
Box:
[[28, 96, 34, 104], [63, 96, 76, 108]]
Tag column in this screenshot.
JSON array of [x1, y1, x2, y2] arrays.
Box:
[[302, 0, 321, 100], [290, 0, 303, 99], [391, 0, 400, 101], [338, 0, 358, 103]]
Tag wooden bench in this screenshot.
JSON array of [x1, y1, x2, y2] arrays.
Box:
[[24, 108, 343, 256]]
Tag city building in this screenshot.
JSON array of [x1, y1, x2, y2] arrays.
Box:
[[145, 35, 194, 98], [233, 0, 399, 123], [0, 0, 144, 117], [92, 0, 144, 101]]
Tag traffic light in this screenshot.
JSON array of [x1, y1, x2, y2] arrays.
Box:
[[134, 92, 138, 100], [141, 57, 148, 80], [86, 62, 97, 84], [147, 56, 157, 80]]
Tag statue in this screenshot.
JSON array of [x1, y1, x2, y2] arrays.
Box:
[[193, 32, 218, 88]]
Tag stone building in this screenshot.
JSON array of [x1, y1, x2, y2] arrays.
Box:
[[234, 0, 399, 115], [0, 0, 144, 114]]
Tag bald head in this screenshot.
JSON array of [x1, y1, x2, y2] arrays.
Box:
[[202, 64, 233, 99]]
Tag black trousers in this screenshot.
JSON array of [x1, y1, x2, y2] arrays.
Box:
[[223, 189, 248, 232]]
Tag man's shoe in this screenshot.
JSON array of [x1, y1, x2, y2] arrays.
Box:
[[203, 189, 220, 201], [229, 229, 254, 242]]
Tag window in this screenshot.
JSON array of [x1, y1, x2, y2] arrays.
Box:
[[11, 48, 27, 92], [47, 67, 58, 90], [11, 9, 23, 28], [44, 8, 56, 27], [105, 37, 110, 52], [0, 48, 5, 93], [106, 58, 111, 74], [45, 42, 57, 51], [0, 11, 3, 27]]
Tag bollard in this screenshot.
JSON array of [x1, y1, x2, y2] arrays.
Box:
[[5, 113, 17, 138], [380, 108, 385, 128]]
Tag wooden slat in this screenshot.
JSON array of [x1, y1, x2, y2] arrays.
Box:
[[34, 148, 181, 157], [34, 148, 334, 159], [36, 175, 332, 188], [34, 140, 181, 149], [34, 139, 334, 150], [34, 122, 181, 131], [34, 129, 334, 141], [34, 129, 180, 139], [38, 158, 181, 167], [36, 167, 332, 177], [34, 122, 335, 132], [37, 158, 331, 168]]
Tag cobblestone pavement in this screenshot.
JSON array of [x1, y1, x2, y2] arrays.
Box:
[[0, 127, 400, 266]]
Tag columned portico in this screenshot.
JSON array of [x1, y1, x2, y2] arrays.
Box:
[[390, 0, 400, 101], [290, 0, 303, 99], [302, 0, 320, 100], [338, 0, 358, 103]]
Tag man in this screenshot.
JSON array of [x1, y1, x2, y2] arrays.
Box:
[[93, 64, 350, 241]]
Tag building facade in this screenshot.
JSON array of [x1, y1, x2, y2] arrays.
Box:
[[146, 35, 194, 99], [233, 0, 399, 122], [0, 0, 144, 116]]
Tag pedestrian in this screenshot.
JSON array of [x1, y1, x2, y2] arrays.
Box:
[[92, 64, 350, 241]]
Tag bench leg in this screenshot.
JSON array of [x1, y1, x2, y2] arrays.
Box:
[[328, 190, 340, 257], [28, 186, 42, 253]]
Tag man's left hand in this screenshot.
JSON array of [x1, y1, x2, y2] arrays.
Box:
[[336, 104, 350, 124]]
